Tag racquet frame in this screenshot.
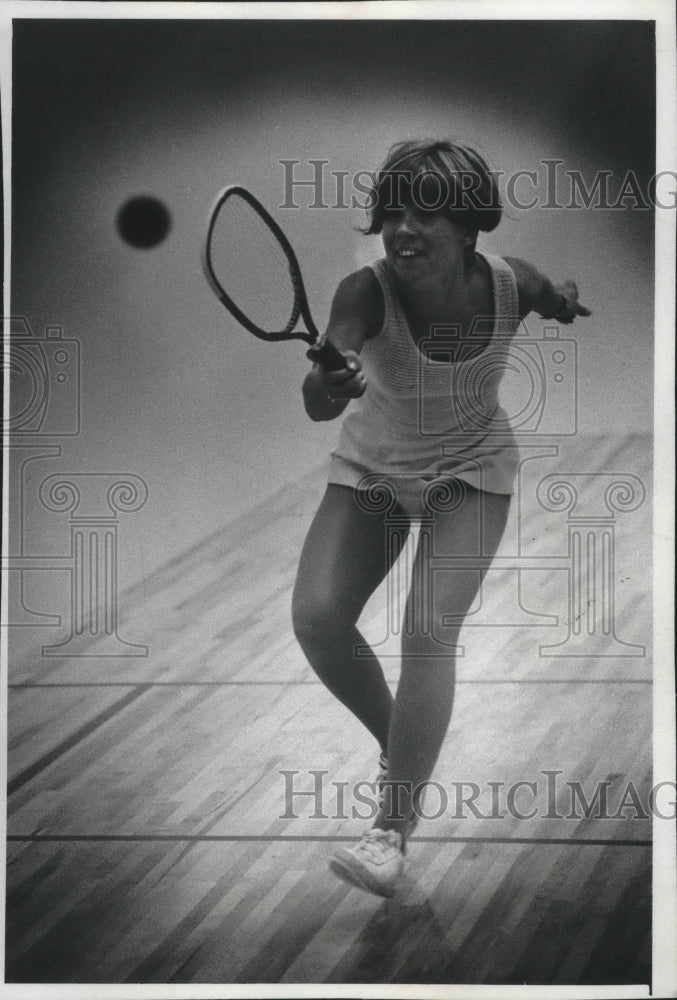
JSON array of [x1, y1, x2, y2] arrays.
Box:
[[203, 185, 347, 371]]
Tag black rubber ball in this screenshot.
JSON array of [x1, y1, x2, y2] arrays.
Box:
[[116, 195, 171, 249]]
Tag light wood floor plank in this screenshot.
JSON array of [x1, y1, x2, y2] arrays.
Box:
[[5, 432, 654, 986]]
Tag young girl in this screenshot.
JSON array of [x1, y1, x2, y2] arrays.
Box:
[[292, 139, 590, 897]]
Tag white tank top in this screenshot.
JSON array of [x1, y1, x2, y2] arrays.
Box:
[[328, 251, 522, 512]]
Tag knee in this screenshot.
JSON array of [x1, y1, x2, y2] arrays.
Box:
[[292, 591, 353, 646], [401, 617, 462, 659], [402, 580, 477, 656]]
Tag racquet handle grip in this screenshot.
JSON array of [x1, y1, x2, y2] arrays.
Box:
[[307, 339, 348, 372]]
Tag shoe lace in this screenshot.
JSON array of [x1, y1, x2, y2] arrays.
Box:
[[356, 829, 400, 861]]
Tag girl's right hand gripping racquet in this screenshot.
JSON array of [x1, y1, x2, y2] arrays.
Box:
[[202, 186, 348, 371]]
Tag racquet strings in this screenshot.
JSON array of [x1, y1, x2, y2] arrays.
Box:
[[209, 193, 298, 335]]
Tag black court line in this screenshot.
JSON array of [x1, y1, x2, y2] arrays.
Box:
[[9, 679, 653, 688], [6, 833, 652, 847], [7, 685, 152, 796]]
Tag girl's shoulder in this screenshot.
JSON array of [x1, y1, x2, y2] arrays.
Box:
[[332, 266, 385, 340]]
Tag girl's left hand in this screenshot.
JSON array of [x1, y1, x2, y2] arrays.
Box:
[[555, 280, 592, 324]]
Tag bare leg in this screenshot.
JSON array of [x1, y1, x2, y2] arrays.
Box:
[[292, 484, 410, 752], [375, 483, 511, 838]]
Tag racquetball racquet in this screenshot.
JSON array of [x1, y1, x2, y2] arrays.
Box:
[[202, 185, 348, 371]]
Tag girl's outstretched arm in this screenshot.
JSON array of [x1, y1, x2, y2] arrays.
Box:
[[504, 256, 592, 325]]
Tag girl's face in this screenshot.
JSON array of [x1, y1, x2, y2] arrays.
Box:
[[381, 204, 470, 288]]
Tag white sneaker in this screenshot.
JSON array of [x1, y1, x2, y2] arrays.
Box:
[[329, 828, 404, 897]]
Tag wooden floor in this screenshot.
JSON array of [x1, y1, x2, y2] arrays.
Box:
[[5, 433, 654, 986]]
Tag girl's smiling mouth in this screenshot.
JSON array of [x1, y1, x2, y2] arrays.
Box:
[[395, 244, 424, 258]]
